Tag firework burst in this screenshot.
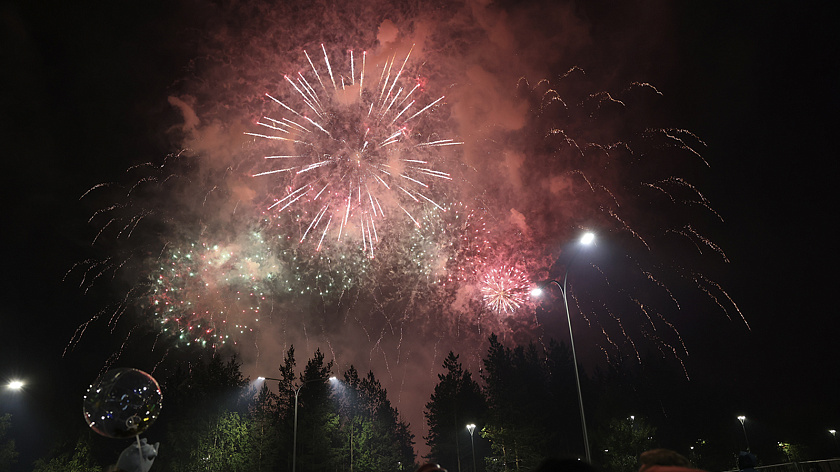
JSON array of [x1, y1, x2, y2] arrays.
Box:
[[145, 232, 279, 348], [481, 265, 532, 314], [249, 45, 460, 258]]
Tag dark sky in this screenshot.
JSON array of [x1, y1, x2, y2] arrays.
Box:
[[2, 0, 838, 469]]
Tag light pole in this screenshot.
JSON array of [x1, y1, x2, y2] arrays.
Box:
[[259, 375, 336, 472], [531, 231, 595, 462], [737, 416, 750, 451], [829, 429, 837, 456], [466, 424, 477, 472]]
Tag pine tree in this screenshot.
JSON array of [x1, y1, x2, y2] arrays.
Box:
[[481, 335, 579, 471], [425, 351, 486, 472], [338, 367, 416, 472], [293, 348, 339, 472], [155, 353, 249, 471]]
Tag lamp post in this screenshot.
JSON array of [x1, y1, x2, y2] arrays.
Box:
[[531, 231, 595, 462], [466, 424, 477, 472], [737, 416, 750, 451], [259, 375, 336, 472], [829, 430, 837, 456]]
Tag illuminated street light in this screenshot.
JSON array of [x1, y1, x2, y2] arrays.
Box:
[[466, 424, 477, 472], [737, 416, 750, 451], [260, 375, 337, 472], [6, 380, 24, 390], [531, 231, 595, 462]]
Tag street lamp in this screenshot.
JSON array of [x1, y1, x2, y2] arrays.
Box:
[[830, 430, 837, 456], [737, 416, 750, 451], [466, 424, 477, 472], [530, 231, 595, 462], [5, 380, 24, 390], [259, 375, 336, 472]]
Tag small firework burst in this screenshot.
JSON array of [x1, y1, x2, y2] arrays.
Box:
[[480, 265, 532, 314], [145, 233, 279, 348]]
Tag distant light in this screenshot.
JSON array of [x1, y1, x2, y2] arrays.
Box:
[[329, 376, 337, 382], [530, 287, 543, 298], [737, 415, 746, 423], [580, 232, 595, 245], [7, 380, 24, 390], [830, 429, 836, 436], [257, 377, 265, 381], [467, 423, 476, 434]]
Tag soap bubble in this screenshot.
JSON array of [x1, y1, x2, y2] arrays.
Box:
[[83, 368, 163, 438]]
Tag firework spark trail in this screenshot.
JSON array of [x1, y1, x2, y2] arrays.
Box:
[[604, 309, 639, 363], [640, 269, 680, 310], [668, 225, 731, 263], [692, 272, 750, 329], [512, 73, 748, 369], [249, 45, 459, 254]]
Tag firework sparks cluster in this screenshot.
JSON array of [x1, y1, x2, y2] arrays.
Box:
[[146, 233, 278, 348], [68, 6, 745, 383], [250, 45, 459, 259], [481, 266, 532, 314]]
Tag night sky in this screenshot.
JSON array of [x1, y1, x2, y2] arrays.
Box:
[[2, 0, 838, 469]]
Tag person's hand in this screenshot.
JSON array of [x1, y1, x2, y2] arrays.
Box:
[[116, 437, 160, 472]]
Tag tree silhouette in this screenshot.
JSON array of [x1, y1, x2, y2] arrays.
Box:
[[425, 351, 487, 472]]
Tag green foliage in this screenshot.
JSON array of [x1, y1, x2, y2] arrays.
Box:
[[777, 442, 807, 462], [187, 411, 252, 472], [0, 414, 18, 472], [598, 416, 656, 472], [248, 382, 284, 471], [338, 366, 415, 472], [31, 437, 100, 472], [156, 353, 251, 471]]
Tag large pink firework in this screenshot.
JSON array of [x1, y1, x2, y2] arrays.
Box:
[[249, 45, 460, 258]]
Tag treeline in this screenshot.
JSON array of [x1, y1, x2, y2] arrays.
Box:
[[423, 334, 833, 472], [17, 334, 830, 472], [26, 347, 415, 472], [424, 334, 665, 472]]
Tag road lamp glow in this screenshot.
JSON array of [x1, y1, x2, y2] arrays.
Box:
[[530, 232, 596, 462], [737, 416, 750, 451], [466, 424, 477, 472], [6, 380, 24, 390]]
